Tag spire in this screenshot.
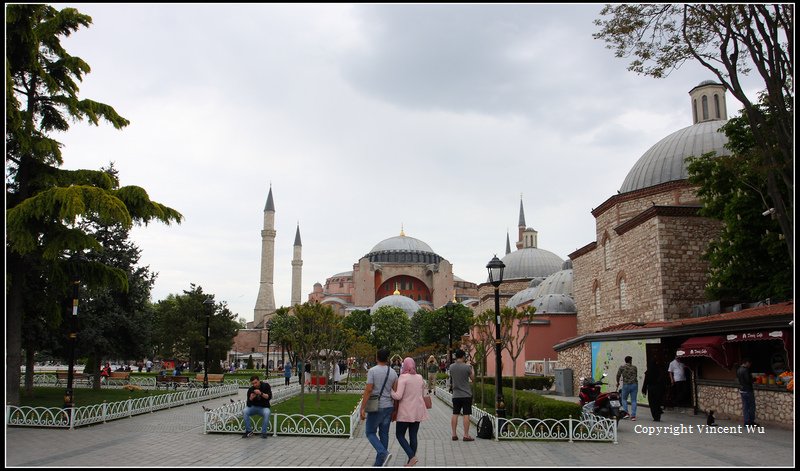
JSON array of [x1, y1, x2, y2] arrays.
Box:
[[294, 223, 302, 247], [264, 184, 275, 212], [400, 223, 405, 237], [505, 230, 512, 255], [518, 194, 526, 227]]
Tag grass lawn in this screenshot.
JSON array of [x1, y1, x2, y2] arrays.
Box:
[[273, 392, 361, 416], [20, 387, 174, 408]]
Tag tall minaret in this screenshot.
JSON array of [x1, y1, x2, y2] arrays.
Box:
[[254, 185, 276, 322], [291, 223, 303, 306], [505, 230, 512, 255], [516, 195, 526, 250]]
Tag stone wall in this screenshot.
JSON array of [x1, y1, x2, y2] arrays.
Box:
[[556, 343, 591, 396], [697, 383, 794, 427]]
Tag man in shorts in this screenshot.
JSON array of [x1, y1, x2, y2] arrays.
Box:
[[449, 349, 475, 441]]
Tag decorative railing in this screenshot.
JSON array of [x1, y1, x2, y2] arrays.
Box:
[[204, 385, 361, 439], [6, 384, 238, 430], [22, 375, 157, 389], [434, 385, 617, 443]]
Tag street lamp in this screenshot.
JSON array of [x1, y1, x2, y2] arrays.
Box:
[[444, 299, 457, 368], [486, 255, 506, 418], [203, 297, 214, 389], [64, 253, 87, 409], [265, 319, 273, 379]]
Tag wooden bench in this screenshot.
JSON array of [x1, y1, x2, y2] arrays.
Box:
[[109, 371, 131, 383], [194, 373, 225, 385], [156, 375, 190, 389], [55, 371, 92, 386]]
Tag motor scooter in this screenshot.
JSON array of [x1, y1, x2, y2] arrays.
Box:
[[579, 373, 628, 423]]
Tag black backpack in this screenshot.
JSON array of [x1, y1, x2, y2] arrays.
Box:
[[477, 415, 494, 439]]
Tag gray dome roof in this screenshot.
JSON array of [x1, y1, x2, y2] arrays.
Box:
[[531, 294, 576, 314], [506, 287, 539, 309], [533, 269, 573, 298], [528, 277, 547, 288], [369, 235, 435, 254], [371, 294, 421, 318], [494, 248, 564, 281], [620, 120, 729, 193]]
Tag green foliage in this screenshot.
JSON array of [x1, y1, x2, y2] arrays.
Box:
[[473, 383, 580, 420], [371, 306, 412, 355], [410, 304, 473, 349], [20, 387, 173, 408], [343, 309, 371, 336], [478, 375, 555, 391]]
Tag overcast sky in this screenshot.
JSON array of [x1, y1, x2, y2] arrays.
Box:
[[54, 4, 764, 323]]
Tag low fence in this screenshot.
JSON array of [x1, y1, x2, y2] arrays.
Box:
[[21, 374, 157, 389], [435, 386, 617, 443], [204, 383, 363, 439], [6, 384, 238, 430]]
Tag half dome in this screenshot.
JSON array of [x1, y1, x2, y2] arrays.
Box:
[[533, 269, 574, 299], [531, 294, 576, 314], [371, 294, 421, 318]]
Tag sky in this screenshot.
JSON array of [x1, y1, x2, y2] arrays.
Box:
[[52, 4, 765, 323]]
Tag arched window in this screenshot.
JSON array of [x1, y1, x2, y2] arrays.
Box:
[[594, 284, 601, 316], [693, 99, 698, 122], [619, 278, 627, 310], [714, 94, 721, 118], [602, 234, 611, 271], [702, 95, 709, 120]]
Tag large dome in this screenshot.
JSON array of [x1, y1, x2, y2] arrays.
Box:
[[371, 293, 421, 318], [369, 234, 435, 254], [496, 248, 564, 281], [365, 234, 443, 264], [619, 120, 729, 193]]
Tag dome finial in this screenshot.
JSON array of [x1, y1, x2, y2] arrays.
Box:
[[400, 223, 405, 237], [394, 282, 401, 296]]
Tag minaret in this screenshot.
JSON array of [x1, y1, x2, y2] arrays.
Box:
[[291, 223, 303, 306], [505, 230, 512, 255], [254, 185, 276, 322], [516, 195, 526, 250]]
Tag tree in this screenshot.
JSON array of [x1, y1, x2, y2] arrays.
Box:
[[466, 311, 495, 408], [343, 309, 372, 336], [501, 307, 536, 415], [152, 285, 239, 374], [594, 4, 793, 263], [6, 5, 182, 405], [371, 306, 413, 356], [687, 100, 792, 302]]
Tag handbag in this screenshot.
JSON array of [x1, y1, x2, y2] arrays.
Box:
[[423, 395, 432, 409], [391, 399, 400, 422], [365, 366, 390, 413]]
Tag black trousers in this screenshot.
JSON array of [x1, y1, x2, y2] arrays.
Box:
[[648, 388, 665, 420]]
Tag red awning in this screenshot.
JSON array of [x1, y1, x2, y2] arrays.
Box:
[[676, 335, 730, 367], [724, 330, 792, 364]]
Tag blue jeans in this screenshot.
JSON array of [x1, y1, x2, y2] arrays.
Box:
[[395, 421, 420, 461], [243, 405, 271, 435], [365, 406, 393, 466], [740, 390, 756, 424], [621, 383, 638, 417]]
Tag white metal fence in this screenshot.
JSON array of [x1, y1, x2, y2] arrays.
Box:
[[6, 384, 238, 430], [435, 385, 617, 443]]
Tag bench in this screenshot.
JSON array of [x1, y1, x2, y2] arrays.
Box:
[[156, 375, 190, 390], [110, 371, 131, 383], [195, 373, 225, 385], [56, 371, 92, 386]]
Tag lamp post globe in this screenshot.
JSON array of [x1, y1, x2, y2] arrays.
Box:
[[202, 297, 214, 389], [486, 255, 506, 418]]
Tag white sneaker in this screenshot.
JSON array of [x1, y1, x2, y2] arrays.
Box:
[[382, 453, 393, 467]]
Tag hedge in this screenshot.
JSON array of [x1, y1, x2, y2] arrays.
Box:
[[472, 383, 581, 420], [476, 375, 554, 391]]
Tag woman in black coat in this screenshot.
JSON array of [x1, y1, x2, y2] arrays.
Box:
[[642, 360, 669, 421]]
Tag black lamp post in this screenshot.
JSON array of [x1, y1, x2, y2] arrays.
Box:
[[444, 300, 456, 368], [265, 319, 273, 379], [487, 255, 506, 418], [203, 297, 214, 389], [63, 255, 85, 410]]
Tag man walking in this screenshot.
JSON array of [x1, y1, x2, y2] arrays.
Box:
[[360, 348, 397, 467], [616, 356, 638, 421], [449, 349, 475, 441], [737, 358, 757, 426], [668, 355, 688, 406], [242, 375, 272, 438]]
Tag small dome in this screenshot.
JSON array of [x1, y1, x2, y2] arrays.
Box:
[[561, 260, 573, 270], [371, 294, 421, 318], [494, 248, 564, 281], [620, 121, 729, 193], [531, 294, 576, 314], [528, 277, 547, 288], [533, 269, 574, 298], [369, 235, 435, 254], [507, 287, 539, 309]]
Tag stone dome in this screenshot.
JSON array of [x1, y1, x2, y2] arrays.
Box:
[[506, 287, 539, 309], [494, 247, 564, 281], [533, 269, 574, 298], [619, 120, 729, 193], [371, 293, 421, 318], [531, 294, 576, 314], [528, 277, 547, 288], [365, 234, 443, 264]]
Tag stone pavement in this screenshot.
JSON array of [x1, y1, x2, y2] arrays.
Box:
[[5, 388, 795, 468]]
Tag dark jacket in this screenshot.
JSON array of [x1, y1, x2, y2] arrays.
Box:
[[736, 365, 753, 392], [642, 368, 668, 396], [246, 382, 272, 408]]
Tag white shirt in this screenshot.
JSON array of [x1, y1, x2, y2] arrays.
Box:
[[668, 359, 686, 382]]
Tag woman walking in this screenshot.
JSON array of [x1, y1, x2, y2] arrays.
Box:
[[426, 356, 438, 393], [391, 357, 429, 467]]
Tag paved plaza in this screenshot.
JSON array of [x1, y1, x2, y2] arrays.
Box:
[[5, 387, 795, 468]]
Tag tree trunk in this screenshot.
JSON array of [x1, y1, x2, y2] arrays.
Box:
[[6, 255, 25, 406], [25, 345, 36, 395]]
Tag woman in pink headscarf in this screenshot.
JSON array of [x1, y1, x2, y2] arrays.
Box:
[[391, 357, 428, 467]]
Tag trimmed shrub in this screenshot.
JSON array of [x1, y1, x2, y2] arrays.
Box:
[[477, 375, 554, 391], [472, 383, 581, 420]]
